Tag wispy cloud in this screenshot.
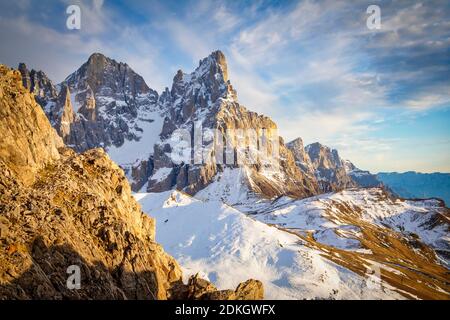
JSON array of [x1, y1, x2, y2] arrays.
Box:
[[0, 0, 448, 172]]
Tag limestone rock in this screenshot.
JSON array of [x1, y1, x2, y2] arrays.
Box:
[[0, 65, 63, 186], [305, 142, 357, 192], [0, 64, 264, 300], [18, 63, 57, 107], [60, 53, 159, 151]]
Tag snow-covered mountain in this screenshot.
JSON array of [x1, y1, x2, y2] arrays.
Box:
[[305, 142, 357, 192], [19, 54, 164, 169], [22, 51, 321, 199], [139, 51, 319, 199]]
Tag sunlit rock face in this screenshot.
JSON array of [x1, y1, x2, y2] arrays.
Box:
[[304, 142, 357, 192], [0, 64, 264, 300]]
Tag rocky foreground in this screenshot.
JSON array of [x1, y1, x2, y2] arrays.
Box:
[[0, 65, 263, 299]]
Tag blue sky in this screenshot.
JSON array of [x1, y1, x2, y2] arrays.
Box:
[[0, 0, 449, 173]]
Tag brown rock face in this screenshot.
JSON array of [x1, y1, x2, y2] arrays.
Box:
[[0, 66, 63, 186], [286, 137, 316, 179], [0, 148, 182, 299], [0, 64, 264, 300], [60, 53, 160, 151], [305, 142, 357, 192], [18, 52, 321, 201]]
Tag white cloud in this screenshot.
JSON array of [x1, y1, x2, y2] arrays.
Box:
[[213, 5, 241, 32], [403, 88, 450, 111]]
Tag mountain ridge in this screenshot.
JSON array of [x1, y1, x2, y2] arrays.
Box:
[[19, 51, 322, 200]]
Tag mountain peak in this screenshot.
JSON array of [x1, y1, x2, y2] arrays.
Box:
[[64, 52, 151, 95], [197, 50, 228, 82], [306, 142, 326, 153], [210, 50, 227, 66], [17, 63, 57, 106], [287, 137, 305, 148], [86, 52, 113, 65]]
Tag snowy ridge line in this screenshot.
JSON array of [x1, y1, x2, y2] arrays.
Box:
[[135, 189, 449, 299]]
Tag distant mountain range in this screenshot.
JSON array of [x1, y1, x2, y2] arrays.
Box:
[[377, 172, 450, 206]]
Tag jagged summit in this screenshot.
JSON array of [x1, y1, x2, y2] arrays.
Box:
[[17, 63, 57, 107], [170, 50, 234, 105], [87, 52, 109, 63], [287, 137, 364, 192], [197, 50, 228, 82], [143, 50, 319, 199], [286, 137, 316, 180], [19, 50, 362, 199], [64, 53, 152, 96], [306, 142, 341, 167]]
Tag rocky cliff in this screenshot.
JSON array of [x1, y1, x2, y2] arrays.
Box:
[[304, 142, 357, 192], [0, 65, 263, 300], [140, 51, 319, 199], [286, 137, 316, 180], [1, 66, 63, 186], [286, 139, 357, 192]]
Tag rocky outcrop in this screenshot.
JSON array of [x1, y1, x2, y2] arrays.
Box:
[[287, 138, 382, 192], [170, 274, 263, 300], [18, 63, 57, 108], [143, 51, 319, 199], [0, 66, 63, 186], [0, 65, 263, 300], [0, 147, 182, 299], [286, 137, 317, 180], [304, 142, 357, 192]]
